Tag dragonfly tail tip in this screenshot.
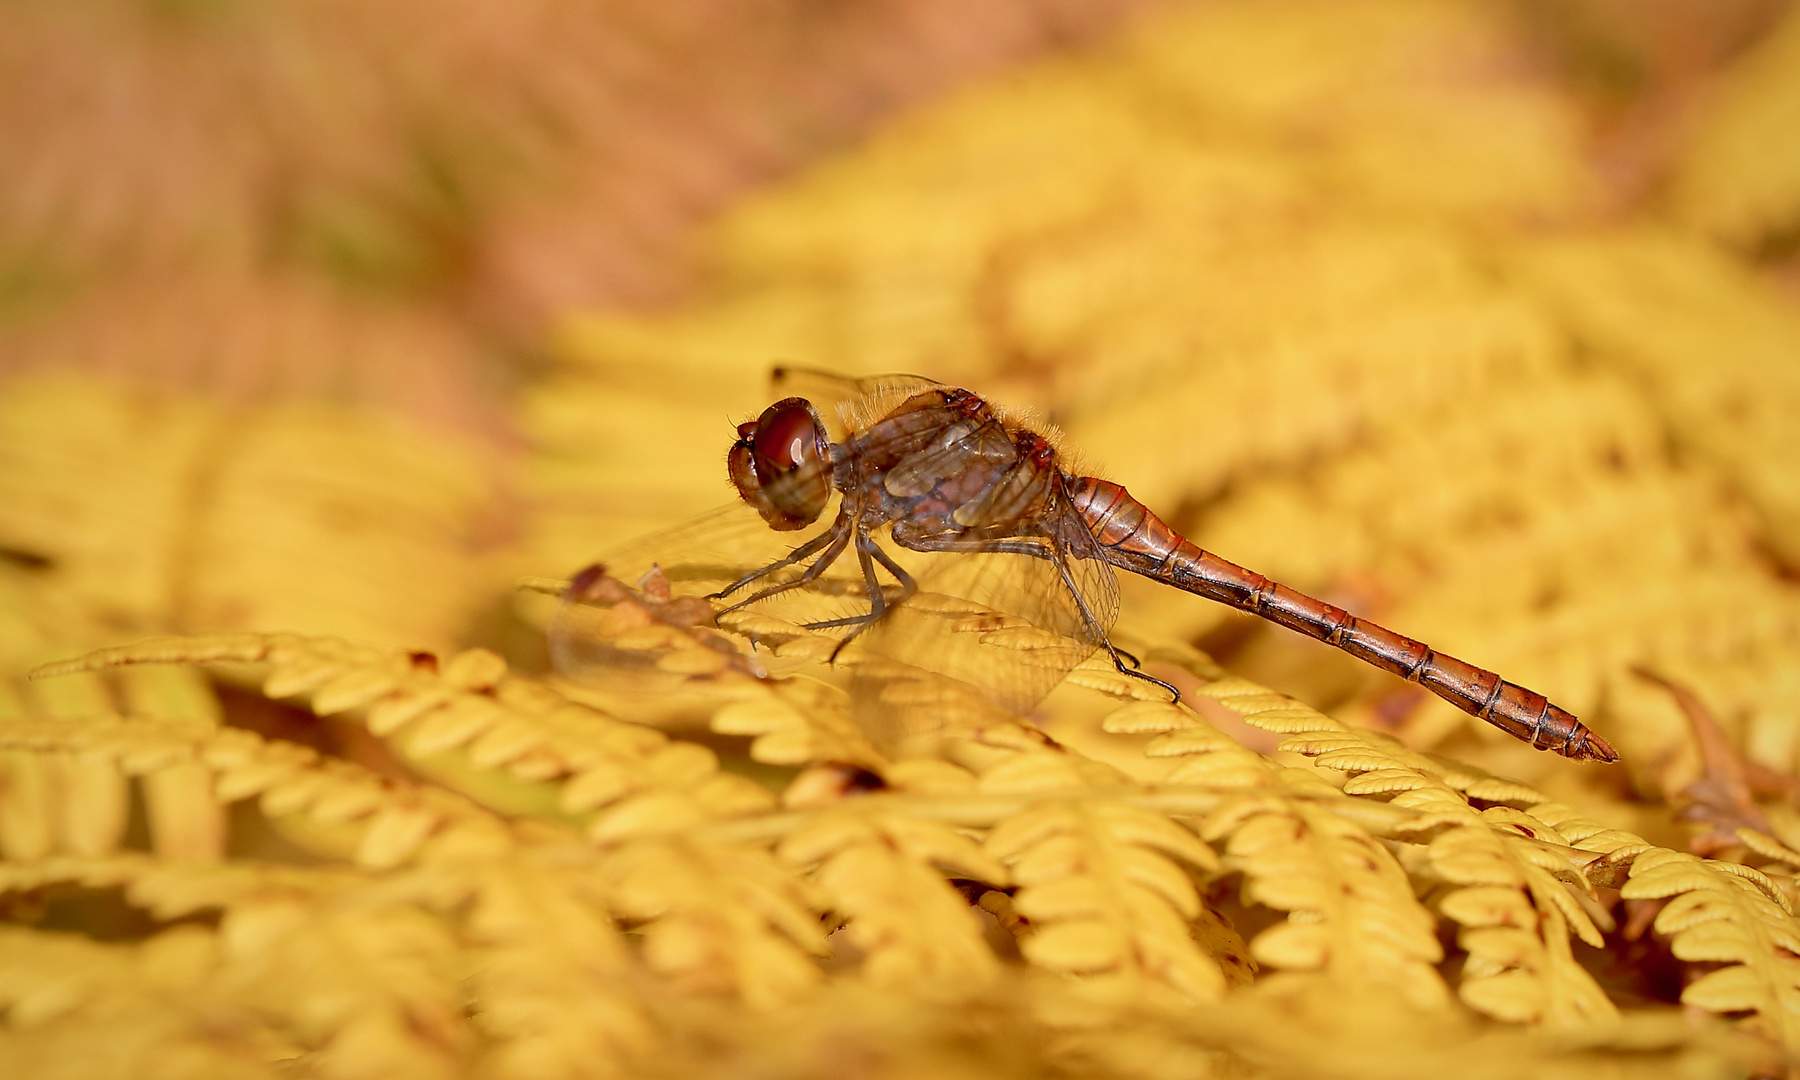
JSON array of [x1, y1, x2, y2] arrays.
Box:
[[1576, 731, 1620, 764]]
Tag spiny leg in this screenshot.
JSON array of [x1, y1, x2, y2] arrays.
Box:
[[1048, 542, 1179, 703], [810, 529, 907, 658], [862, 537, 918, 611], [710, 511, 849, 601], [820, 532, 920, 663], [817, 533, 921, 650], [805, 529, 908, 633], [891, 525, 1055, 563], [797, 532, 928, 663], [713, 516, 854, 618], [893, 527, 1169, 695]]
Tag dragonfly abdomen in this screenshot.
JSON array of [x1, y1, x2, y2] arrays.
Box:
[[1064, 476, 1617, 762]]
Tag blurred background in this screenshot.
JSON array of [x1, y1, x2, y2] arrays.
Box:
[[3, 0, 1799, 825]]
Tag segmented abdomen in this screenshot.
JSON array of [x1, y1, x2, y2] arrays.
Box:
[[1065, 476, 1617, 762]]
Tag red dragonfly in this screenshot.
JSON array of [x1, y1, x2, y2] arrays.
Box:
[[553, 369, 1617, 763]]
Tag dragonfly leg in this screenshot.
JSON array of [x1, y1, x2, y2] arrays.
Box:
[[1102, 644, 1176, 700], [712, 514, 854, 617], [863, 536, 918, 602], [1044, 541, 1179, 704], [890, 525, 1054, 563], [805, 532, 918, 661], [710, 510, 850, 600], [892, 527, 1177, 701], [803, 535, 885, 632]]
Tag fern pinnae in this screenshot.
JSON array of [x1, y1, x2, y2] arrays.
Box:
[[975, 749, 1234, 1004], [1213, 679, 1624, 1026], [32, 634, 779, 843], [600, 836, 828, 1009], [1106, 692, 1451, 1007], [1622, 847, 1800, 1050], [777, 807, 1004, 987]]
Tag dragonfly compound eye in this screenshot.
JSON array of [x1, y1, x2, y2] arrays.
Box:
[[727, 397, 831, 531]]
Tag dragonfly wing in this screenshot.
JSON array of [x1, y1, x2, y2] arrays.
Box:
[[1051, 499, 1123, 641], [769, 367, 948, 443], [848, 513, 1120, 750], [546, 498, 870, 687]]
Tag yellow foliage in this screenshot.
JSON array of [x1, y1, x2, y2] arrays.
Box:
[[0, 377, 498, 659], [0, 628, 1768, 1077], [1670, 3, 1800, 247], [5, 0, 1800, 1076]]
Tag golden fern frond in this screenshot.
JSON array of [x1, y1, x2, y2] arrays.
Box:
[[13, 619, 1785, 1071], [33, 633, 776, 841], [1624, 848, 1800, 1049], [0, 925, 301, 1077], [0, 376, 499, 653], [711, 682, 884, 775], [979, 761, 1230, 1005], [0, 711, 517, 870], [1514, 230, 1800, 572], [0, 876, 472, 1077], [459, 859, 654, 1080], [777, 807, 1005, 987], [1097, 692, 1449, 1009], [599, 836, 827, 1010], [1140, 974, 1748, 1080], [1153, 678, 1637, 1023]]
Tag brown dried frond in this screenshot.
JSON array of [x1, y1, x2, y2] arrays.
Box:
[[1635, 667, 1776, 852]]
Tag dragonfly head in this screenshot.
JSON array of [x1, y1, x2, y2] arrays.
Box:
[[729, 397, 832, 531]]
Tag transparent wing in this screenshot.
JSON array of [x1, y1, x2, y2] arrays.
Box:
[[848, 506, 1121, 751], [769, 367, 947, 442], [546, 498, 870, 689], [547, 491, 1123, 751]]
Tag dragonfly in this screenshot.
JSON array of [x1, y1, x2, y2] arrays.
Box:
[[551, 369, 1618, 763]]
